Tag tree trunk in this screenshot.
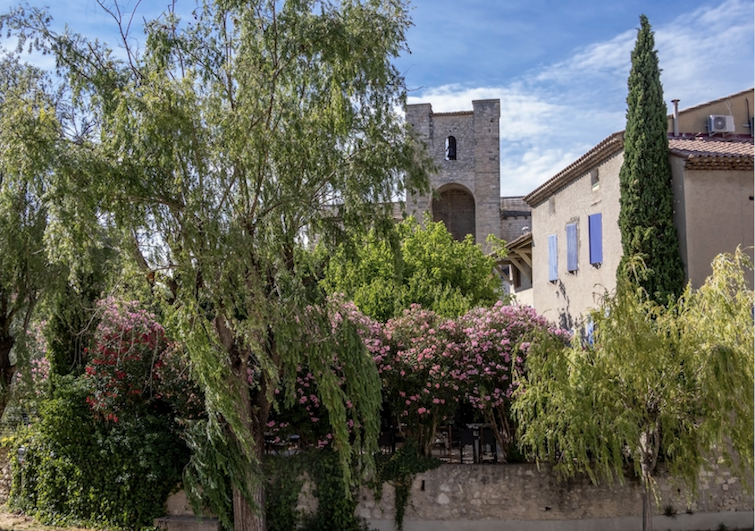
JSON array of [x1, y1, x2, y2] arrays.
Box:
[[229, 371, 271, 531], [639, 426, 660, 531], [0, 335, 16, 420], [233, 478, 265, 531], [214, 316, 275, 531], [487, 407, 513, 463], [641, 478, 653, 531]]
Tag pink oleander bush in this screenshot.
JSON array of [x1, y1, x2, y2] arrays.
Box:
[[268, 296, 382, 450], [84, 297, 167, 421], [377, 305, 458, 454], [271, 297, 570, 459], [454, 303, 571, 458], [83, 297, 203, 422]]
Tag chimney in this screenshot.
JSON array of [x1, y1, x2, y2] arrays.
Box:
[[671, 99, 680, 137]]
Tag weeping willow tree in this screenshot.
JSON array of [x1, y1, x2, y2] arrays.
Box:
[[515, 250, 754, 531], [0, 55, 57, 418], [1, 1, 431, 529]]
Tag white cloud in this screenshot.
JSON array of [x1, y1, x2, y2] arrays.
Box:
[[408, 0, 753, 197], [654, 0, 754, 106], [534, 29, 635, 86]]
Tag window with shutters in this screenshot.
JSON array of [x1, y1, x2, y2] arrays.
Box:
[[548, 234, 558, 282], [566, 223, 578, 272], [588, 213, 603, 265]]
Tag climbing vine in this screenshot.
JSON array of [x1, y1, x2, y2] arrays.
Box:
[[372, 443, 441, 531]]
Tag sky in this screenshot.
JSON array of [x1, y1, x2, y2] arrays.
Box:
[[1, 0, 753, 196]]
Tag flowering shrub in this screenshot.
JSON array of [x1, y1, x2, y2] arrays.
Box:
[[9, 298, 199, 529], [269, 297, 570, 460], [372, 302, 570, 459], [84, 297, 168, 421], [269, 297, 381, 451], [155, 343, 205, 420], [377, 306, 458, 454], [455, 303, 571, 459]]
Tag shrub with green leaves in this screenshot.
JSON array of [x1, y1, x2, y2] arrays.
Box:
[[8, 297, 194, 529], [9, 375, 189, 529], [322, 216, 504, 322]]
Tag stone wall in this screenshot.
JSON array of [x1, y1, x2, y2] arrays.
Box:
[[354, 462, 752, 524]]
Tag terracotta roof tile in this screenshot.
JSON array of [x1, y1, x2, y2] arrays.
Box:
[[669, 135, 754, 170], [524, 131, 754, 206]]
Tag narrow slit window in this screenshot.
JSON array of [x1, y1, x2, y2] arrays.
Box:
[[445, 136, 457, 160]]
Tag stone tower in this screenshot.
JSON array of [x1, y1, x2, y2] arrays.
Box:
[[405, 99, 501, 252]]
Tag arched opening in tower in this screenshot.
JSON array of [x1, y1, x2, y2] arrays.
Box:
[[432, 186, 476, 243]]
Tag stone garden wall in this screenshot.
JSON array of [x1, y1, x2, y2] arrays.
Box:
[[349, 462, 753, 528]]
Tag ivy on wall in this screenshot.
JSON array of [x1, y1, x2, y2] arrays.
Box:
[[265, 447, 441, 531]]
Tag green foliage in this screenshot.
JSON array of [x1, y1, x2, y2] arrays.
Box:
[[264, 454, 306, 531], [1, 0, 432, 527], [182, 417, 238, 531], [263, 447, 439, 531], [516, 250, 754, 531], [8, 375, 190, 529], [0, 54, 56, 417], [322, 216, 503, 322], [617, 15, 685, 304], [44, 282, 96, 378], [44, 246, 120, 379], [300, 450, 370, 531], [264, 450, 375, 531]]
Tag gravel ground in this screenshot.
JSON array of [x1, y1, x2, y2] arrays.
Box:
[[0, 512, 95, 531]]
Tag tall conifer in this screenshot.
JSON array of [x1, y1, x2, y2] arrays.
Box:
[[618, 15, 685, 304]]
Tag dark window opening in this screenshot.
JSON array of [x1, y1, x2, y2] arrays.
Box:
[[445, 136, 457, 160]]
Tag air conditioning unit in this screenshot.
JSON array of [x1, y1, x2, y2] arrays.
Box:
[[708, 115, 735, 134]]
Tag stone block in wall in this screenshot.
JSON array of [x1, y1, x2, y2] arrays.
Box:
[[355, 463, 753, 524]]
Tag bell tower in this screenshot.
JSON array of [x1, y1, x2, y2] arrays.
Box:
[[405, 99, 501, 252]]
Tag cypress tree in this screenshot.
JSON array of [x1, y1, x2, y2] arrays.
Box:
[[617, 14, 685, 305]]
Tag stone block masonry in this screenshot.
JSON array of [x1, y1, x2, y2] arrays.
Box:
[[356, 463, 753, 530], [406, 100, 502, 253]]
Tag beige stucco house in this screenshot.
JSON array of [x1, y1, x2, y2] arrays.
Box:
[[520, 88, 754, 329]]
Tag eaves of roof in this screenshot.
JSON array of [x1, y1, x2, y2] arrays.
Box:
[[505, 231, 532, 251], [668, 136, 754, 171], [523, 132, 624, 207]]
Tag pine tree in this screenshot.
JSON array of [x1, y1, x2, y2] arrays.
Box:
[[617, 15, 685, 304]]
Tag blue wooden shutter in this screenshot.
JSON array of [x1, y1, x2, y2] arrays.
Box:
[[548, 234, 558, 281], [588, 213, 603, 264], [566, 223, 578, 272]]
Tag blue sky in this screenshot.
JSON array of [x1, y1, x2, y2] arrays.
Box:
[[1, 0, 753, 195]]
